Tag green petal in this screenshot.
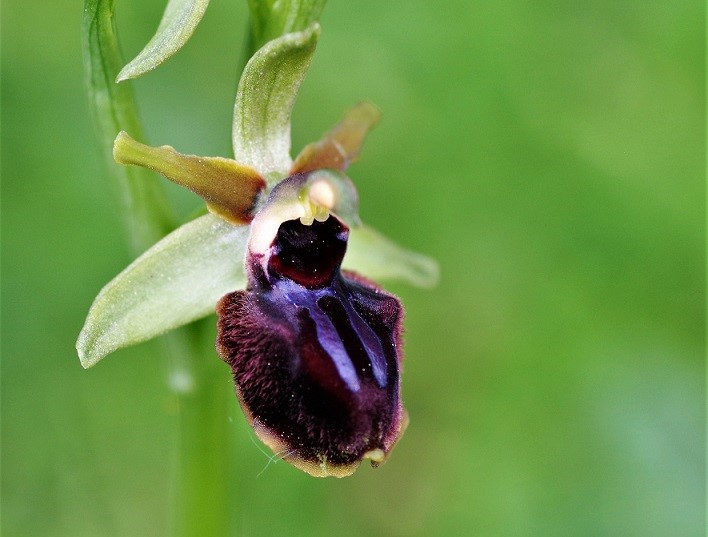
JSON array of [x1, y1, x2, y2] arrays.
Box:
[[233, 24, 320, 180], [117, 0, 210, 81], [247, 0, 326, 50], [114, 131, 266, 224], [77, 214, 248, 368], [344, 225, 440, 288], [291, 102, 380, 174]]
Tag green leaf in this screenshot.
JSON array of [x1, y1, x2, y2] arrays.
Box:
[[232, 24, 320, 180], [82, 0, 175, 255], [114, 131, 266, 224], [77, 214, 249, 368], [117, 0, 210, 81], [247, 0, 326, 50], [344, 225, 440, 288]]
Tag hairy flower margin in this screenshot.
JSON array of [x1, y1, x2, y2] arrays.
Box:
[[78, 22, 438, 476]]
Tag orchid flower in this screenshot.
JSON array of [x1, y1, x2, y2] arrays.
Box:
[[77, 23, 438, 477]]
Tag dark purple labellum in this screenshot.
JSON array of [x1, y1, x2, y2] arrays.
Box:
[[217, 208, 406, 477]]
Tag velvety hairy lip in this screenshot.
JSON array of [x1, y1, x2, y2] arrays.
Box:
[[217, 202, 407, 477]]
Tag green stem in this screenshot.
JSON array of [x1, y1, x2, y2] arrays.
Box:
[[246, 0, 327, 51], [165, 325, 236, 537], [82, 0, 175, 254], [82, 2, 234, 535]]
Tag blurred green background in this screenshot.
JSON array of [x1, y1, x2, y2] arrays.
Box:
[[2, 0, 704, 535]]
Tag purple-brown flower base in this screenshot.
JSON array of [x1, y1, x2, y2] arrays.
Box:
[[216, 215, 407, 477]]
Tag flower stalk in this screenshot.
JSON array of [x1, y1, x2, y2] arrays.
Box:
[[165, 326, 235, 537]]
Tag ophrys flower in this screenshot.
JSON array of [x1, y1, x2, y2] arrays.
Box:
[[77, 24, 437, 476]]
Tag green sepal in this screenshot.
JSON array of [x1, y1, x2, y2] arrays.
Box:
[[117, 0, 211, 81], [77, 214, 249, 368], [345, 225, 440, 288], [114, 131, 266, 224], [233, 24, 320, 180]]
